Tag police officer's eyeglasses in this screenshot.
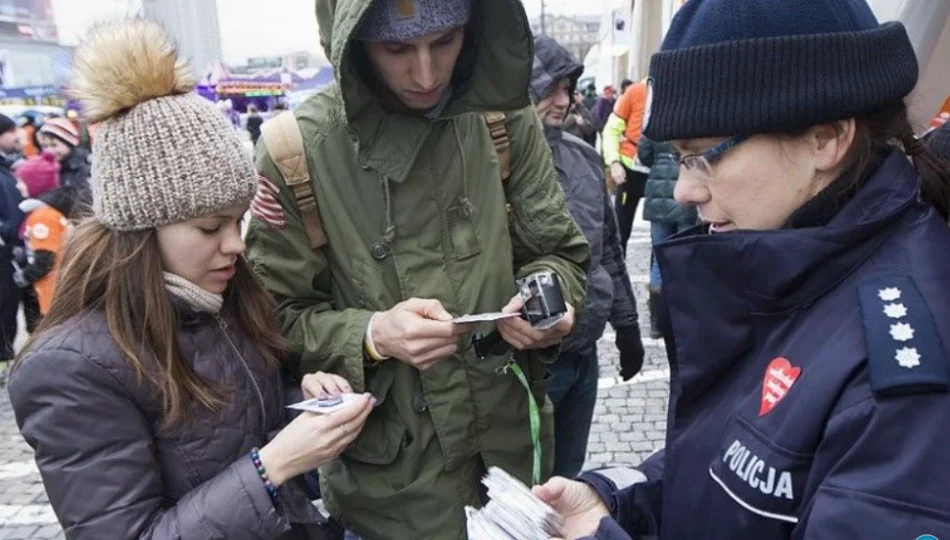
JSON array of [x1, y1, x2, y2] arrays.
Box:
[[677, 135, 749, 177]]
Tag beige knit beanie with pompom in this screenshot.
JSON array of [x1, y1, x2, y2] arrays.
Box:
[[70, 19, 257, 231]]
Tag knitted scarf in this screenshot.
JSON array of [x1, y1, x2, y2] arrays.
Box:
[[163, 272, 223, 314]]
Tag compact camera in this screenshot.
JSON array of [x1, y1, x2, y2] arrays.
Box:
[[472, 271, 567, 359], [516, 271, 567, 329]]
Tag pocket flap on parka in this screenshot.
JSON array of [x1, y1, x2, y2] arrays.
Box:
[[343, 364, 405, 466]]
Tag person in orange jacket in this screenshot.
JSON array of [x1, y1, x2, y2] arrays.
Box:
[[602, 79, 650, 254], [13, 152, 75, 319], [18, 115, 40, 158]]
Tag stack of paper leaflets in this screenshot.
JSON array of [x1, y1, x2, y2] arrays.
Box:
[[466, 467, 566, 540]]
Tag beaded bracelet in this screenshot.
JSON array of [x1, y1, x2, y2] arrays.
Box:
[[250, 448, 280, 505]]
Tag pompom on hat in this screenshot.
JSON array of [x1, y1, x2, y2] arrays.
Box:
[[69, 19, 257, 231], [16, 151, 61, 199]]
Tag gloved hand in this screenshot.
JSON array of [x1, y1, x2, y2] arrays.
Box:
[[615, 325, 645, 381], [12, 266, 28, 289]]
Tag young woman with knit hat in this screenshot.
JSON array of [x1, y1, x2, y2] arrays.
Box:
[[8, 19, 373, 539], [38, 115, 92, 211], [533, 0, 950, 538]]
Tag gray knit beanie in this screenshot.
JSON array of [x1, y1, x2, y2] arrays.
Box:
[[357, 0, 472, 42], [69, 19, 257, 231]]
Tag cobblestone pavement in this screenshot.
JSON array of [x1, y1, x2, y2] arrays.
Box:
[[0, 217, 668, 538], [585, 218, 670, 471]]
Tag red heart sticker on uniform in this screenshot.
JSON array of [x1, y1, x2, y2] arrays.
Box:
[[759, 357, 801, 416]]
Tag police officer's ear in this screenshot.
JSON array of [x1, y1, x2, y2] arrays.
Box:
[[807, 119, 857, 177]]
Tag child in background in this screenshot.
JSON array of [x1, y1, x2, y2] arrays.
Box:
[[38, 118, 93, 211], [14, 151, 73, 320]]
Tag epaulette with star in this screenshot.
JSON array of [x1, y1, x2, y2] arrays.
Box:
[[857, 275, 950, 396]]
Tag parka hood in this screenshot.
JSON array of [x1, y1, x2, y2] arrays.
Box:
[[316, 0, 535, 121], [529, 35, 584, 104]]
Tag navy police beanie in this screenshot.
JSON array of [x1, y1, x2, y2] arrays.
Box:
[[643, 0, 919, 141]]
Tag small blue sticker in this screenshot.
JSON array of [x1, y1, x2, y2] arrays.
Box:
[[315, 396, 343, 408]]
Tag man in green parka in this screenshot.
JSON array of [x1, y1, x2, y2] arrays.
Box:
[[245, 0, 590, 538]]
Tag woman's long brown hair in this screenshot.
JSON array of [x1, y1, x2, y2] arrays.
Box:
[[14, 219, 287, 429]]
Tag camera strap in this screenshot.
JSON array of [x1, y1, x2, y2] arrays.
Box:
[[504, 361, 542, 486]]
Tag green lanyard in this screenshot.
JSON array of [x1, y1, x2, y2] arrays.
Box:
[[506, 362, 542, 486]]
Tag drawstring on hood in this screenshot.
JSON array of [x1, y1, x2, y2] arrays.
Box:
[[452, 120, 476, 218], [375, 119, 475, 248]]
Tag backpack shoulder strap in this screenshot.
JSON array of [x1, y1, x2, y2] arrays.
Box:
[[484, 111, 511, 182], [261, 111, 327, 249]]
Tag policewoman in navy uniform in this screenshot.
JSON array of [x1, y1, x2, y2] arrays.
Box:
[[531, 0, 950, 538]]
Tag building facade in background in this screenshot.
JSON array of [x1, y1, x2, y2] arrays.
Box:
[[0, 0, 71, 93], [0, 0, 56, 41], [531, 15, 601, 64], [281, 50, 326, 71], [244, 51, 326, 73], [139, 0, 223, 76]]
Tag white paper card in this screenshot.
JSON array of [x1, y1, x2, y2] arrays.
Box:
[[287, 393, 364, 415], [452, 312, 522, 324]]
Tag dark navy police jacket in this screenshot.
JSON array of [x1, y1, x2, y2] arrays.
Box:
[[580, 152, 950, 539]]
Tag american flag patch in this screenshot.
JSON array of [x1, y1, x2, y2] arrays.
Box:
[[251, 173, 287, 229]]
